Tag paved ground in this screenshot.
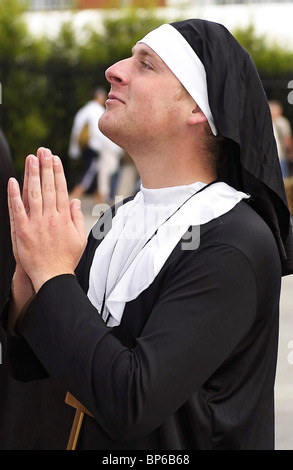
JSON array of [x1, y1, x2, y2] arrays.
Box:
[[80, 196, 293, 450], [275, 274, 293, 450]]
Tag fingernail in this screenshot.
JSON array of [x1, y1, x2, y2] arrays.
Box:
[[75, 200, 81, 209], [43, 149, 51, 160], [31, 156, 39, 167], [9, 178, 19, 193], [9, 177, 17, 188], [53, 155, 60, 165]]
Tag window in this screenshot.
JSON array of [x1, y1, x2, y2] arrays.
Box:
[[27, 0, 73, 10]]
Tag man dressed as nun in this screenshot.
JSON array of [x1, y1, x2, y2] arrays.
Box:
[[4, 19, 293, 450]]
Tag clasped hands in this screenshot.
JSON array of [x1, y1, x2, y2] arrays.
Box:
[[8, 148, 87, 308]]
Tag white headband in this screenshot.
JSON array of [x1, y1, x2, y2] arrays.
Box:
[[138, 24, 217, 136]]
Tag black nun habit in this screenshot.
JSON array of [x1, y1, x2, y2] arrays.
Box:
[[1, 19, 293, 451], [171, 19, 293, 275]]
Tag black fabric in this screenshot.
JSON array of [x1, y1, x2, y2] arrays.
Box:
[[0, 128, 15, 312], [3, 201, 281, 449], [171, 19, 293, 275]]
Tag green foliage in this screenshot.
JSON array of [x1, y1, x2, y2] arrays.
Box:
[[234, 24, 293, 128], [234, 24, 293, 74], [1, 1, 293, 178], [0, 0, 50, 173], [0, 3, 167, 177], [97, 8, 166, 63], [79, 8, 166, 64], [0, 0, 28, 59]]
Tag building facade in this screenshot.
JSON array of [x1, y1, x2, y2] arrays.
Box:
[[26, 0, 167, 10], [25, 0, 293, 8]]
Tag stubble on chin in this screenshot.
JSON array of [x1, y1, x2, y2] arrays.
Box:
[[98, 112, 108, 135], [98, 111, 126, 150]]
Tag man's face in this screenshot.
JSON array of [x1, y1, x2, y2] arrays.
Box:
[[98, 43, 193, 151]]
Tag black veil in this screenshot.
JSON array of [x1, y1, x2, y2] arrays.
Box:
[[172, 19, 293, 275]]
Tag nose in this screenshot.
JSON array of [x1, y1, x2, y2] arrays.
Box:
[[105, 58, 130, 86]]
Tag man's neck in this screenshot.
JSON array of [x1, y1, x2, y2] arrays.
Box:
[[132, 150, 217, 189]]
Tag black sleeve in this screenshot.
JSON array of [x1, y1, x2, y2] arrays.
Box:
[[0, 297, 50, 381], [0, 200, 120, 382], [16, 244, 257, 442], [0, 129, 16, 313]]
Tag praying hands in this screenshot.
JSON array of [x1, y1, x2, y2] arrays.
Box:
[[7, 148, 87, 325]]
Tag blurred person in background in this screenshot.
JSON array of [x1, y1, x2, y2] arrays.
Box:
[[269, 100, 293, 178], [96, 138, 123, 204], [69, 87, 122, 203]]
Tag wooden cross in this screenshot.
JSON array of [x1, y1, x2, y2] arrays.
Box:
[[65, 392, 93, 450]]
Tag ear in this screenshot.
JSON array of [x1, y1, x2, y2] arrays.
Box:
[[187, 106, 208, 127]]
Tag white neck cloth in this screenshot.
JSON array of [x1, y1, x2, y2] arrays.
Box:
[[87, 182, 249, 327], [138, 24, 217, 136]]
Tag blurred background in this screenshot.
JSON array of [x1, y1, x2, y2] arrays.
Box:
[[1, 0, 293, 183], [0, 0, 293, 450]]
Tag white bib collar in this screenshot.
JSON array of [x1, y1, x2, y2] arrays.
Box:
[[87, 181, 249, 327]]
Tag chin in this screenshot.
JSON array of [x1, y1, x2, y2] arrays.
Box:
[[98, 114, 113, 138], [98, 113, 108, 134], [98, 116, 124, 149]]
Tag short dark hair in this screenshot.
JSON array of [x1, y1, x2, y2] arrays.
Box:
[[91, 87, 107, 100], [203, 124, 226, 175]]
